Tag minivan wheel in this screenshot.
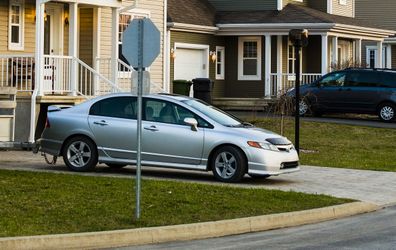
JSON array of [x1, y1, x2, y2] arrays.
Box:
[[211, 146, 247, 183], [378, 103, 395, 122], [63, 136, 98, 172], [299, 99, 309, 116]]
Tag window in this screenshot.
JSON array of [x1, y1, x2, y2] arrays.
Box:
[[319, 72, 346, 87], [8, 0, 24, 50], [366, 46, 388, 69], [118, 10, 150, 70], [90, 97, 137, 119], [380, 72, 396, 88], [238, 37, 261, 81], [215, 46, 225, 80], [339, 0, 347, 5], [346, 71, 379, 88], [287, 41, 302, 75]]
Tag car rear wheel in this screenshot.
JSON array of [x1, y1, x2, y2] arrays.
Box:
[[211, 146, 247, 183], [299, 99, 309, 116], [63, 136, 98, 172], [106, 163, 127, 169], [378, 103, 395, 122]]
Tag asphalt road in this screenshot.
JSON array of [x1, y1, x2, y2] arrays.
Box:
[[231, 111, 396, 129], [121, 205, 396, 250]]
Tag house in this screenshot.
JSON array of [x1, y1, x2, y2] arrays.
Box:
[[167, 0, 395, 103], [0, 0, 166, 146], [355, 0, 396, 69]]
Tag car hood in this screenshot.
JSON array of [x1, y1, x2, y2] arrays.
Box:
[[231, 126, 292, 145]]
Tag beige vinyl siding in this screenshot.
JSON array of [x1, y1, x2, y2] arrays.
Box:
[[0, 0, 35, 55], [307, 0, 327, 12], [100, 0, 164, 93], [356, 0, 396, 30], [170, 31, 225, 97], [79, 8, 94, 66], [332, 0, 354, 17]]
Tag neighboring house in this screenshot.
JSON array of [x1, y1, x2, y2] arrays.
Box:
[[167, 0, 395, 99], [0, 0, 166, 145], [355, 0, 396, 69]]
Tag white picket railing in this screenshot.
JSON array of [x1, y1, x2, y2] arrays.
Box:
[[270, 73, 322, 96], [42, 55, 73, 94], [96, 57, 135, 92], [0, 55, 35, 92]]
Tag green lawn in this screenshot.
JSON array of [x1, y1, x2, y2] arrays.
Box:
[[0, 170, 351, 237], [250, 118, 396, 172]]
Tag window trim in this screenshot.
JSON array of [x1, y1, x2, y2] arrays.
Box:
[[238, 36, 262, 81], [366, 46, 388, 69], [215, 46, 225, 80], [8, 0, 24, 51]]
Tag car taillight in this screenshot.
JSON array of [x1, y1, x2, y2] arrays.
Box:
[[45, 118, 50, 128]]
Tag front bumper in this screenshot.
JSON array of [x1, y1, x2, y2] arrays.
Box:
[[245, 146, 300, 176]]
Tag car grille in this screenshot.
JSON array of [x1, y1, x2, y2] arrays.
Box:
[[281, 161, 299, 169]]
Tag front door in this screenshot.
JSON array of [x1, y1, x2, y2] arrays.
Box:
[[43, 3, 64, 92]]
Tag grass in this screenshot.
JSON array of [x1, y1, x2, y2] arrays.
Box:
[[0, 170, 351, 237], [250, 117, 396, 172]]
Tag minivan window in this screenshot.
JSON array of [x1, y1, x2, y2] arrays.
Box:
[[380, 72, 396, 88], [346, 71, 379, 87], [318, 72, 346, 87]]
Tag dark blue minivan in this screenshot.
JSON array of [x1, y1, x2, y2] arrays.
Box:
[[289, 68, 396, 122]]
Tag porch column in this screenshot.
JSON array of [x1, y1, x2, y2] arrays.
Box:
[[69, 2, 78, 96], [265, 35, 271, 98], [111, 7, 119, 88], [321, 34, 329, 75], [35, 2, 45, 96], [355, 39, 362, 65], [377, 41, 383, 68], [386, 44, 392, 69], [332, 36, 338, 68], [276, 35, 283, 94]]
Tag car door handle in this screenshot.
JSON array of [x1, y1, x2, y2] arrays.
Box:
[[144, 126, 159, 132], [93, 120, 108, 126]]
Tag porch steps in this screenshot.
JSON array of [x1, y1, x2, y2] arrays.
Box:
[[36, 95, 87, 105], [212, 98, 276, 111]]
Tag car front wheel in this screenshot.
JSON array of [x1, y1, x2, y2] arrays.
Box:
[[378, 103, 395, 122], [299, 99, 309, 116], [63, 136, 98, 172], [211, 146, 247, 183]]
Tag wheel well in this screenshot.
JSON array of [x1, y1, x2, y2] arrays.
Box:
[[376, 101, 396, 112], [206, 144, 248, 172], [60, 134, 97, 156]]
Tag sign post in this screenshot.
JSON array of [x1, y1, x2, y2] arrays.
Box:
[[122, 18, 160, 220]]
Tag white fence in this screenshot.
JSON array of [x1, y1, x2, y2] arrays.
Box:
[[270, 73, 322, 96], [0, 55, 35, 92]]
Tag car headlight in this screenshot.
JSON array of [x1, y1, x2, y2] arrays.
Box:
[[247, 141, 279, 152]]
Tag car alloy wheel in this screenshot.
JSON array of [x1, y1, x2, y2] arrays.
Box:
[[379, 104, 395, 122], [299, 100, 309, 116], [212, 146, 246, 183], [63, 136, 98, 172]]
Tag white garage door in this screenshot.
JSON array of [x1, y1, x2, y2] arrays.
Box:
[[174, 48, 208, 81]]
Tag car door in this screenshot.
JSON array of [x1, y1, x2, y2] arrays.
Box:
[[310, 71, 347, 111], [141, 98, 204, 166], [88, 96, 137, 160], [344, 70, 379, 112]]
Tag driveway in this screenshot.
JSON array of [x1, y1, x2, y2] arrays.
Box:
[[1, 150, 396, 206]]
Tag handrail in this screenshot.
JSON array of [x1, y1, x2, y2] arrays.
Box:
[[0, 54, 35, 58]]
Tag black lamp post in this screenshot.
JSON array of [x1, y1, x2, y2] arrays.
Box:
[[289, 29, 309, 155]]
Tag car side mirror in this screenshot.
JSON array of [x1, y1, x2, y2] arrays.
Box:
[[184, 118, 198, 131]]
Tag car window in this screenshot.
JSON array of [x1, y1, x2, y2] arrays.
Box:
[[380, 72, 396, 88], [346, 71, 379, 87], [144, 99, 211, 127], [319, 72, 346, 87], [89, 97, 137, 119]]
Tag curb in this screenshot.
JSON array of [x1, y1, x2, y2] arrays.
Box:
[[0, 201, 379, 250]]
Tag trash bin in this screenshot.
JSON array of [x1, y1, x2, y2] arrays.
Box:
[[173, 80, 192, 96], [192, 78, 214, 104]]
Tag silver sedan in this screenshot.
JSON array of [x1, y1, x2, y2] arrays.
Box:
[[38, 93, 299, 182]]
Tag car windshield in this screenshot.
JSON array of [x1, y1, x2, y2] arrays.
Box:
[[182, 99, 250, 127]]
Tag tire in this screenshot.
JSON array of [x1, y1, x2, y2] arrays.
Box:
[[299, 99, 309, 116], [378, 103, 395, 122], [248, 174, 270, 180], [211, 146, 247, 183], [106, 163, 127, 169], [62, 136, 98, 172]]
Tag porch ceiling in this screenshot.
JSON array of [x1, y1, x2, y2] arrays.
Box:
[[45, 0, 123, 8], [215, 4, 396, 41]]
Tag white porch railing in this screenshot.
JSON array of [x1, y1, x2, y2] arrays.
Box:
[[0, 55, 35, 92], [270, 73, 322, 96], [96, 57, 135, 92]]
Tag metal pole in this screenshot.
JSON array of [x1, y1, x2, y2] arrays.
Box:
[[295, 45, 301, 155], [135, 19, 144, 220]]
